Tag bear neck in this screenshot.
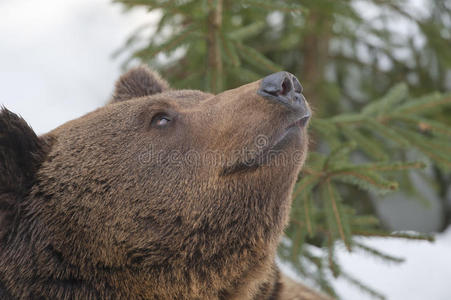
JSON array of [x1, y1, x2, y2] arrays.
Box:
[[0, 173, 297, 299], [0, 223, 282, 299]]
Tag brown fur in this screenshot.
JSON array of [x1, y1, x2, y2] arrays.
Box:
[[0, 66, 332, 299], [111, 65, 170, 103]]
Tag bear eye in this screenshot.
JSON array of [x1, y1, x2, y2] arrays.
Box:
[[157, 117, 170, 126], [151, 113, 172, 128]]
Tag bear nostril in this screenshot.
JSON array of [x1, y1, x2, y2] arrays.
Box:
[[281, 77, 292, 96], [292, 76, 303, 94], [258, 71, 306, 113], [260, 71, 291, 97]]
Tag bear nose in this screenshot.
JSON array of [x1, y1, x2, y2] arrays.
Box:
[[257, 71, 310, 122]]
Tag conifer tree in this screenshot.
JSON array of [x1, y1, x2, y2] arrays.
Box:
[[113, 0, 451, 298]]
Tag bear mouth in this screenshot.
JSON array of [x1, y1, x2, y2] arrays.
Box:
[[272, 114, 310, 148], [220, 115, 309, 176]]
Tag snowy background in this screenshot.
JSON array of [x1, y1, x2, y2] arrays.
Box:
[[1, 1, 450, 299]]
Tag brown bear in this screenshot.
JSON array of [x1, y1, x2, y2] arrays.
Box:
[[0, 66, 331, 299]]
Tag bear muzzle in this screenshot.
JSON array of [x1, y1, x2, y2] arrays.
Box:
[[257, 71, 310, 127]]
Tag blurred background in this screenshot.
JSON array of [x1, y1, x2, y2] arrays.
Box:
[[1, 0, 450, 299]]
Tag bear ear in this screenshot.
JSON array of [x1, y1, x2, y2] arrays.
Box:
[[0, 107, 50, 240], [0, 107, 49, 194], [111, 65, 170, 103]]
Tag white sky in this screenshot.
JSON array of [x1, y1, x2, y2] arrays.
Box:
[[1, 1, 450, 299], [0, 0, 155, 133]]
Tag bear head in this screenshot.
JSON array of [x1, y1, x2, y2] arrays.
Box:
[[0, 66, 311, 299]]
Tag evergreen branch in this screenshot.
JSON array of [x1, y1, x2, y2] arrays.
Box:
[[221, 36, 240, 67], [341, 127, 389, 161], [206, 0, 224, 93], [353, 230, 434, 242], [302, 247, 323, 270], [111, 21, 156, 59], [340, 270, 386, 300], [393, 94, 451, 114], [114, 0, 189, 17], [364, 119, 411, 146], [412, 148, 451, 171], [332, 161, 425, 173], [329, 113, 364, 124], [305, 250, 338, 298], [293, 175, 322, 200], [154, 12, 172, 35], [303, 194, 314, 237], [227, 67, 261, 82], [395, 115, 451, 137], [327, 234, 340, 277], [350, 215, 380, 227], [353, 241, 405, 264], [240, 0, 306, 13], [303, 153, 327, 176], [330, 170, 398, 192], [310, 119, 341, 147], [362, 83, 408, 116], [290, 220, 307, 260], [394, 127, 451, 169], [300, 166, 322, 176], [132, 25, 197, 61], [236, 43, 282, 73], [324, 143, 355, 169], [311, 118, 340, 133], [326, 180, 351, 251], [227, 21, 266, 41]]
